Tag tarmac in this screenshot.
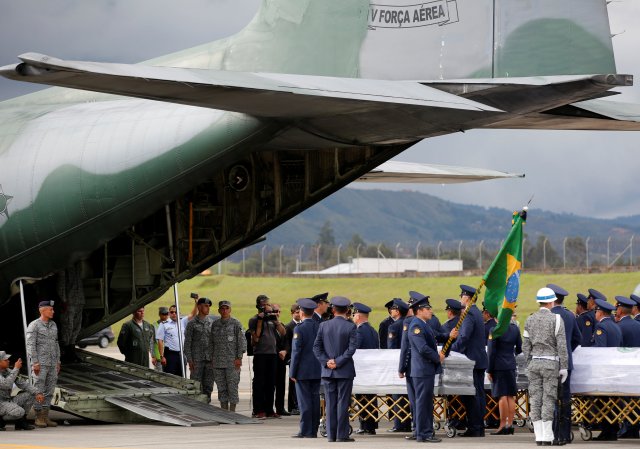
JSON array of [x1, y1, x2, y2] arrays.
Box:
[[0, 347, 631, 449]]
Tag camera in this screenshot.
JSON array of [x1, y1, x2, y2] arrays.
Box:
[[190, 292, 198, 299], [258, 307, 278, 321]]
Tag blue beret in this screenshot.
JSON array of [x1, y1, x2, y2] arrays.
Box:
[[576, 293, 588, 305], [312, 292, 329, 303], [445, 299, 463, 311], [330, 296, 351, 307], [385, 298, 401, 309], [38, 300, 54, 308], [297, 298, 317, 310], [353, 302, 371, 314], [615, 296, 635, 308], [197, 297, 212, 306], [630, 294, 640, 306], [411, 297, 432, 310], [547, 283, 568, 298], [594, 298, 615, 312], [460, 284, 476, 297], [588, 288, 606, 301]]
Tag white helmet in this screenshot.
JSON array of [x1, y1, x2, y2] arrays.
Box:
[[536, 287, 557, 303]]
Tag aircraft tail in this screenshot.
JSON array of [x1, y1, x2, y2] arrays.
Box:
[[153, 0, 616, 80]]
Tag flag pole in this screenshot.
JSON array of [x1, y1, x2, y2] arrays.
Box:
[[440, 279, 486, 357]]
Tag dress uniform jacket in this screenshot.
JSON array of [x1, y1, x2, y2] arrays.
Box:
[[313, 316, 358, 379], [593, 317, 622, 347], [551, 306, 582, 370], [356, 322, 379, 350], [378, 316, 393, 349], [436, 316, 459, 343], [484, 318, 497, 343], [617, 315, 640, 347], [387, 317, 404, 350], [577, 310, 595, 347], [290, 319, 321, 380], [427, 314, 442, 334], [399, 316, 414, 375], [451, 305, 488, 369], [487, 322, 522, 374]]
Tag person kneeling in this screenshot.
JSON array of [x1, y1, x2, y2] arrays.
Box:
[[0, 352, 38, 431]]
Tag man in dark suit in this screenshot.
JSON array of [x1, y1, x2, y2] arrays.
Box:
[[313, 296, 358, 443], [353, 302, 379, 435], [547, 283, 582, 446], [450, 284, 488, 437], [408, 296, 443, 443], [284, 304, 301, 415], [290, 298, 322, 438]]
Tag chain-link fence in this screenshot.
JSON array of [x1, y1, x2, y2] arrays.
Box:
[[213, 235, 638, 275]]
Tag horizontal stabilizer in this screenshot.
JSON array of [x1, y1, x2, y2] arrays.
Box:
[[0, 53, 501, 119], [358, 161, 523, 184]]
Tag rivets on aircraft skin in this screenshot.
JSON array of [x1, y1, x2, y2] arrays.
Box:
[[0, 184, 13, 219]]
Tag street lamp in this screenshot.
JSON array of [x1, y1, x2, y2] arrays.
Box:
[[395, 242, 400, 274], [416, 241, 421, 272], [261, 245, 267, 274]]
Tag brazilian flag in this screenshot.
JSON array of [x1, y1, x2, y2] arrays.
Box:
[[482, 210, 526, 338]]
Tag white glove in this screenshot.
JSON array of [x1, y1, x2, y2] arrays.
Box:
[[559, 369, 568, 384]]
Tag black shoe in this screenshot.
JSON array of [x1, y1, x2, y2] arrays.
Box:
[[292, 434, 305, 438], [508, 426, 515, 435], [290, 408, 300, 416], [459, 430, 484, 437], [277, 410, 291, 416], [422, 436, 442, 443], [14, 416, 35, 431], [490, 427, 510, 435], [540, 443, 552, 446], [336, 438, 355, 442], [405, 434, 416, 440], [552, 440, 567, 446], [355, 429, 375, 435], [386, 427, 402, 433]]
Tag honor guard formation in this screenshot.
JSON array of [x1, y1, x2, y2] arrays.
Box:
[[3, 283, 640, 447]]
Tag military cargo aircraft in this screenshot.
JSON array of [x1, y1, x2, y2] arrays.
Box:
[[1, 0, 640, 364]]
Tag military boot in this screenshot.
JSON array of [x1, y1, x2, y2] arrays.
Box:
[[229, 403, 236, 412], [43, 408, 58, 427], [34, 409, 47, 428], [220, 401, 229, 410], [14, 415, 35, 431]]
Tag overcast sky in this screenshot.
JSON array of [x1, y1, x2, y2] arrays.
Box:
[[1, 0, 639, 219]]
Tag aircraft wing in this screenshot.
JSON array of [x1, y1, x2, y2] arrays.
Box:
[[0, 53, 500, 119], [358, 161, 523, 184]]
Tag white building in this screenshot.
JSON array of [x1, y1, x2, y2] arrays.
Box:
[[294, 257, 463, 275]]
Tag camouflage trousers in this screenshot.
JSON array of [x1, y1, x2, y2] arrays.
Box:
[[0, 391, 35, 420], [33, 365, 58, 410], [527, 359, 559, 421], [191, 361, 214, 403], [213, 367, 241, 404]]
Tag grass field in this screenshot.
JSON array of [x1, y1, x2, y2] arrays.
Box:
[[107, 271, 640, 341]]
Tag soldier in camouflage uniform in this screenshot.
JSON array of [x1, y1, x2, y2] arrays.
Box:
[[184, 297, 218, 403], [523, 288, 569, 446], [0, 352, 36, 431], [210, 300, 246, 411], [26, 300, 61, 428]]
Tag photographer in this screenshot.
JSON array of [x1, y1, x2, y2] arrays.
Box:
[[248, 295, 285, 418]]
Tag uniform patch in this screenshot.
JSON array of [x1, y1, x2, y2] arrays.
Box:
[[389, 333, 394, 339], [403, 325, 407, 331], [293, 333, 298, 339], [596, 329, 603, 336], [413, 328, 421, 334], [488, 334, 493, 340], [586, 321, 591, 327]]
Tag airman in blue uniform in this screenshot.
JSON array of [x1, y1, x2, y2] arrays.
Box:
[[630, 294, 640, 322], [353, 302, 379, 435], [575, 293, 592, 347], [313, 296, 358, 443], [387, 299, 412, 432], [592, 298, 622, 441], [408, 296, 443, 443], [451, 284, 487, 437], [547, 283, 582, 445], [482, 304, 497, 345], [615, 296, 640, 346], [614, 296, 640, 439], [436, 299, 462, 343], [379, 299, 398, 349], [311, 292, 330, 322], [290, 298, 322, 438]]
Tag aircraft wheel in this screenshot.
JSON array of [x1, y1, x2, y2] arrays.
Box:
[[98, 336, 110, 348]]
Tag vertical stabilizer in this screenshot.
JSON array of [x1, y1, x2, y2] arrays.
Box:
[[154, 0, 616, 80]]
